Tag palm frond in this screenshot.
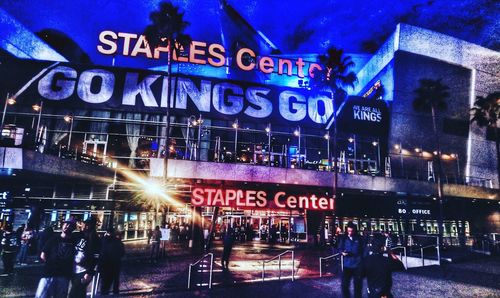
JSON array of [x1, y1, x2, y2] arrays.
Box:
[[412, 78, 450, 112], [471, 91, 500, 128], [311, 46, 357, 98]]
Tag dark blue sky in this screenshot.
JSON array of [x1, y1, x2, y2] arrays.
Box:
[[1, 0, 498, 68]]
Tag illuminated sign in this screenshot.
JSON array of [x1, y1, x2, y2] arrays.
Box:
[[2, 59, 336, 127], [337, 96, 389, 136], [396, 198, 434, 218], [0, 191, 12, 209], [97, 31, 322, 78], [191, 187, 334, 211], [353, 105, 382, 123], [398, 208, 431, 215], [362, 80, 381, 98]]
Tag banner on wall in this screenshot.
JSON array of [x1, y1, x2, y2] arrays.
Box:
[[1, 58, 389, 134]]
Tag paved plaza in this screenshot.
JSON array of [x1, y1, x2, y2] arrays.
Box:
[[1, 240, 499, 297]]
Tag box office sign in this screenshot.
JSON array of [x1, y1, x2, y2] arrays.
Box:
[[191, 187, 334, 211], [1, 58, 385, 130], [396, 199, 435, 219]]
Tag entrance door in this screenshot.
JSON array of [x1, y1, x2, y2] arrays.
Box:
[[279, 218, 290, 243]]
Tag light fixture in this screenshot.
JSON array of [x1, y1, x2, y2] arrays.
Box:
[[450, 153, 456, 158], [265, 126, 270, 133], [32, 104, 41, 112], [64, 115, 73, 123], [324, 133, 330, 140], [7, 97, 16, 105], [372, 141, 378, 146], [348, 137, 354, 143], [394, 144, 400, 150], [232, 120, 239, 129], [414, 148, 421, 153], [433, 151, 438, 155], [294, 129, 300, 136]]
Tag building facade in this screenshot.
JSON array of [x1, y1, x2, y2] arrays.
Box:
[[0, 13, 498, 247]]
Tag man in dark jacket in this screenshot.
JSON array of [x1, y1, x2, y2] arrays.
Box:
[[37, 226, 54, 256], [339, 222, 364, 298], [35, 220, 76, 298], [363, 235, 405, 298], [221, 222, 234, 271], [1, 224, 18, 276], [99, 228, 125, 295]]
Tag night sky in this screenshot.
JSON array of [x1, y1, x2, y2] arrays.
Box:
[[1, 0, 498, 69]]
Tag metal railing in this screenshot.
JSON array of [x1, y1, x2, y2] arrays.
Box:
[[187, 253, 214, 289], [319, 253, 343, 277], [89, 272, 100, 298], [262, 250, 295, 282], [391, 246, 408, 269], [419, 245, 440, 266]]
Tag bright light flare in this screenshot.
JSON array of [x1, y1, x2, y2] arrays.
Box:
[[119, 166, 183, 207]]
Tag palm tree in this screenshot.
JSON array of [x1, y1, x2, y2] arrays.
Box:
[[413, 78, 450, 246], [144, 1, 192, 170], [471, 91, 500, 186], [144, 1, 191, 229], [310, 46, 357, 244]]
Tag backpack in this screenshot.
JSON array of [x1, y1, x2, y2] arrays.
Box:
[[1, 232, 19, 253]]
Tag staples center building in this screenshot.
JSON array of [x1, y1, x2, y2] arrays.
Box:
[[0, 4, 498, 247]]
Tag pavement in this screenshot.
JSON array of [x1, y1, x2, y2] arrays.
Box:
[[1, 239, 499, 297]]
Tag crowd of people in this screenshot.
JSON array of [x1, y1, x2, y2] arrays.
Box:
[[0, 218, 125, 297], [0, 218, 442, 298]]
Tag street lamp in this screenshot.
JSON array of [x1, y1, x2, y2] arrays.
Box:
[[348, 135, 357, 173], [450, 153, 460, 182], [372, 139, 380, 173], [64, 115, 74, 148], [324, 132, 330, 169], [193, 114, 203, 160], [1, 93, 16, 132], [294, 126, 301, 167], [33, 101, 44, 144], [233, 119, 239, 160], [395, 143, 403, 177], [266, 123, 271, 166], [185, 115, 196, 159]]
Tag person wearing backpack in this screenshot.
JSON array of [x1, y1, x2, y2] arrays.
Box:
[[339, 222, 364, 298], [99, 228, 125, 295], [362, 234, 405, 298]]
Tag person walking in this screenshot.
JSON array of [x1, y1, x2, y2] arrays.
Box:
[[34, 220, 76, 298], [339, 222, 364, 298], [15, 224, 25, 245], [383, 230, 393, 252], [363, 234, 405, 298], [37, 226, 54, 261], [69, 218, 100, 298], [99, 228, 125, 295], [150, 226, 161, 263], [18, 226, 33, 265], [1, 224, 18, 276], [221, 223, 234, 271]]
